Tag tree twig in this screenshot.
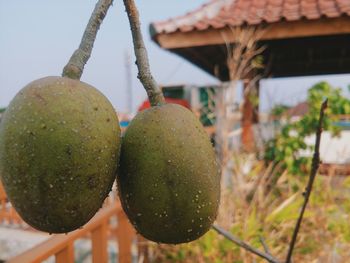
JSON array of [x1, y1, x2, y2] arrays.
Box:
[[285, 99, 328, 263], [212, 225, 281, 263], [259, 235, 272, 256], [62, 0, 114, 80], [123, 0, 165, 106]]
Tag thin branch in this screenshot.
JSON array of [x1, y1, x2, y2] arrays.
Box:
[[285, 99, 328, 263], [123, 0, 165, 106], [259, 236, 272, 256], [212, 225, 281, 263], [62, 0, 113, 80]]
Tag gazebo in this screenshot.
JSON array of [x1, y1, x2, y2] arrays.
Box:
[[150, 0, 350, 150]]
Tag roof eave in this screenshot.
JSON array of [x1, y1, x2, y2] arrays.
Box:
[[151, 16, 350, 50]]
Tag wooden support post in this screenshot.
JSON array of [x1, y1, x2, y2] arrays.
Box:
[[215, 84, 226, 163], [137, 235, 150, 263], [117, 210, 135, 263], [1, 182, 8, 223], [92, 220, 108, 263], [0, 199, 5, 223], [241, 79, 259, 152], [55, 243, 74, 263]]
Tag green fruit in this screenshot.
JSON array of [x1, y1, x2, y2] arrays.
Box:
[[0, 76, 121, 233], [118, 104, 220, 244]]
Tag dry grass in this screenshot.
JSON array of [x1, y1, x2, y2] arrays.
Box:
[[145, 154, 350, 263]]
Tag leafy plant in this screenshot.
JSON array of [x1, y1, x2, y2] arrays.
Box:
[[270, 104, 289, 118], [264, 81, 350, 176]]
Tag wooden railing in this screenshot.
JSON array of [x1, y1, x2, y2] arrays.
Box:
[[0, 181, 137, 263], [0, 181, 23, 225]]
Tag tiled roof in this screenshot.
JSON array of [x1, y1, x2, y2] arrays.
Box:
[[286, 101, 309, 117], [151, 0, 350, 35]]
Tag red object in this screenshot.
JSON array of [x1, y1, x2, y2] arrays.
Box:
[[138, 97, 190, 112], [151, 0, 350, 35]]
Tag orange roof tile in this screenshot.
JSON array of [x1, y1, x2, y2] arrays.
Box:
[[151, 0, 350, 35]]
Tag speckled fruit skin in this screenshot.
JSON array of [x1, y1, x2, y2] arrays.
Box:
[[118, 104, 221, 244], [0, 76, 121, 233]]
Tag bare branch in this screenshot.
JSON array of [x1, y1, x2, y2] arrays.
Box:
[[62, 0, 113, 80], [259, 236, 272, 256], [212, 225, 281, 263], [123, 0, 165, 106], [285, 99, 328, 263]]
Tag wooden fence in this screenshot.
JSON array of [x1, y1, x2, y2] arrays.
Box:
[[0, 181, 137, 263]]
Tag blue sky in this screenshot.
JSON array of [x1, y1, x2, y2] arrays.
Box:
[[1, 0, 349, 113]]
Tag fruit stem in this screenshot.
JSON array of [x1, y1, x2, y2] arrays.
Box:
[[123, 0, 165, 106], [62, 0, 114, 80]]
